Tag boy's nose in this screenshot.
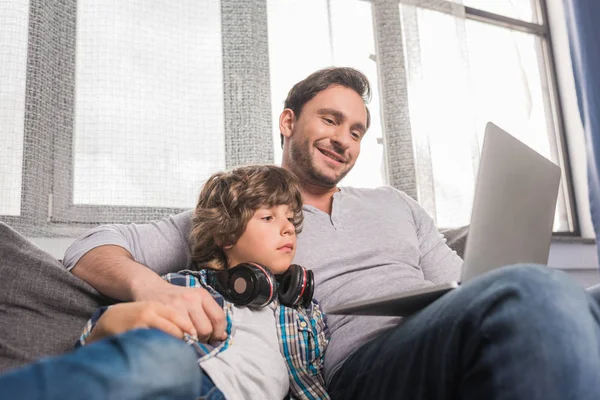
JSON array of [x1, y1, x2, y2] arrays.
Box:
[[282, 220, 295, 236]]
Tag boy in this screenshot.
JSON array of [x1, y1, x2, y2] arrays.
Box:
[[78, 165, 329, 400]]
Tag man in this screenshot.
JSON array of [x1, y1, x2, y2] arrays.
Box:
[[64, 67, 600, 399]]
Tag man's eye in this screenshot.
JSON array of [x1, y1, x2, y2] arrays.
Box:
[[323, 117, 335, 125], [351, 132, 361, 140]]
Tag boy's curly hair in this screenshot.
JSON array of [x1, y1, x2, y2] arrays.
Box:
[[190, 165, 304, 271]]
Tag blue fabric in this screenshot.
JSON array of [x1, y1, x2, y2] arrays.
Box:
[[564, 0, 600, 266], [328, 265, 600, 399], [588, 283, 600, 302], [0, 328, 224, 400]]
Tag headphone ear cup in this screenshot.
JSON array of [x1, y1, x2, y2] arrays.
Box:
[[303, 269, 315, 308], [211, 263, 277, 308], [277, 264, 313, 308]]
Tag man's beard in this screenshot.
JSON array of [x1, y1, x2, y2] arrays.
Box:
[[289, 136, 351, 186]]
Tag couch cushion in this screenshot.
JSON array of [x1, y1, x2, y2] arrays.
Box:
[[440, 226, 469, 259], [0, 222, 111, 372]]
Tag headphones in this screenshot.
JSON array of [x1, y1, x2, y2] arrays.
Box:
[[206, 262, 314, 308]]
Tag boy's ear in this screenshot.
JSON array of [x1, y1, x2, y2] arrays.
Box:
[[215, 236, 233, 250], [279, 108, 296, 140]]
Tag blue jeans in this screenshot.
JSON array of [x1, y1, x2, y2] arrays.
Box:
[[0, 328, 225, 400], [328, 265, 600, 400]]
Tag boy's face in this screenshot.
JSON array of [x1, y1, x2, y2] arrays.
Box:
[[224, 204, 297, 274]]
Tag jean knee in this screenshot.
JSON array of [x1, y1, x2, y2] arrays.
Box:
[[114, 329, 202, 395], [494, 264, 578, 293], [484, 264, 590, 321]]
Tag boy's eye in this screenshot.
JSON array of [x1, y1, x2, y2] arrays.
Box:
[[261, 216, 273, 221], [287, 217, 294, 223]]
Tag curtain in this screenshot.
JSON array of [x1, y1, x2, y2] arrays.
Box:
[[394, 0, 478, 228], [564, 0, 600, 267]]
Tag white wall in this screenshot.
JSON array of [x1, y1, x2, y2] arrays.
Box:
[[29, 237, 74, 260]]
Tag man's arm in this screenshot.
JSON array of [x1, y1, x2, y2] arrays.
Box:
[[63, 210, 194, 276], [71, 245, 158, 302], [396, 191, 463, 284], [64, 210, 226, 341]]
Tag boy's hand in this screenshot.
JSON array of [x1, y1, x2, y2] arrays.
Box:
[[131, 278, 227, 343], [86, 301, 196, 344]]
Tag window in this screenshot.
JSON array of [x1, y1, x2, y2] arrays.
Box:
[[0, 0, 579, 238], [70, 0, 224, 211], [392, 0, 575, 232], [2, 0, 272, 234]]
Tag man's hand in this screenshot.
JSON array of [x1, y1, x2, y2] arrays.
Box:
[[72, 246, 227, 343], [87, 301, 196, 344], [131, 278, 227, 343]]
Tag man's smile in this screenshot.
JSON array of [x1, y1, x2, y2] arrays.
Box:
[[316, 146, 346, 164]]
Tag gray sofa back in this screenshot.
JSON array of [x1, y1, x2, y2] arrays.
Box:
[[0, 222, 111, 372]]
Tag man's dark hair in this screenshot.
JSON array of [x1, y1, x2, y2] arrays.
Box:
[[281, 67, 372, 148]]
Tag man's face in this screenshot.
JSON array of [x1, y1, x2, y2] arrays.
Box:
[[282, 85, 368, 187]]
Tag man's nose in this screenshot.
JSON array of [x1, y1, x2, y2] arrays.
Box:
[[331, 126, 351, 150]]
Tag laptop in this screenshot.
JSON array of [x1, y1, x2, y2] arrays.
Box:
[[326, 122, 561, 317]]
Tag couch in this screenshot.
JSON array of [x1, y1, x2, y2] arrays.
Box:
[[0, 222, 113, 372], [1, 221, 599, 374]]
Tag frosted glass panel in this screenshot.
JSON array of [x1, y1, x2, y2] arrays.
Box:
[[74, 0, 224, 208]]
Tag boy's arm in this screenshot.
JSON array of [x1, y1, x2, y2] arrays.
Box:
[[79, 273, 218, 346], [78, 301, 197, 346], [309, 301, 329, 375], [64, 210, 226, 342], [290, 300, 330, 399]]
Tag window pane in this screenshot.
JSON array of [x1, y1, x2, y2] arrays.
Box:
[[267, 0, 385, 188], [0, 0, 28, 216], [463, 0, 540, 23], [465, 19, 569, 232], [74, 0, 224, 208], [401, 6, 569, 230]]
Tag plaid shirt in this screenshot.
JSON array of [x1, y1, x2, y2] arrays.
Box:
[[78, 270, 330, 400]]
